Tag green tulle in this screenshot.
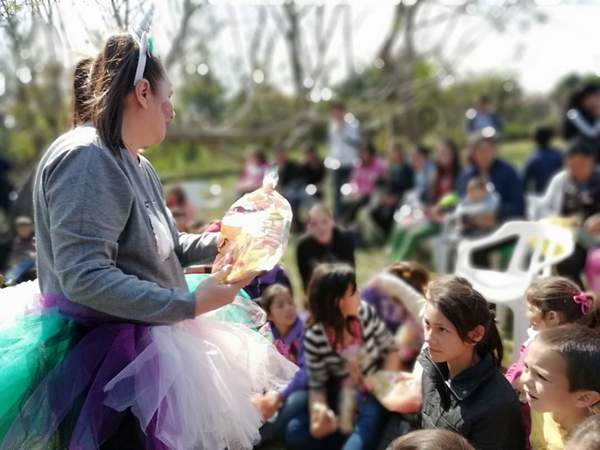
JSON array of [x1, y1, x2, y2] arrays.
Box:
[[185, 274, 271, 340], [0, 274, 265, 445], [0, 307, 79, 442]]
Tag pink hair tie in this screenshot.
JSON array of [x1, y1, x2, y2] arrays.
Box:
[[573, 293, 593, 315]]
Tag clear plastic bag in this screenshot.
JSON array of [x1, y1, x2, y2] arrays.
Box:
[[213, 170, 293, 284]]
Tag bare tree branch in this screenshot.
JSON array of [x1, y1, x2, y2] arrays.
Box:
[[376, 3, 405, 66], [282, 1, 306, 97], [165, 0, 203, 69], [109, 0, 124, 30], [342, 4, 354, 75]]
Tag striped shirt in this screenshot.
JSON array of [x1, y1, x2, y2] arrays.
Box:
[[304, 302, 394, 391]]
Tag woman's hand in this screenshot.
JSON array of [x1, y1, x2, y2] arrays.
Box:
[[194, 263, 258, 316]]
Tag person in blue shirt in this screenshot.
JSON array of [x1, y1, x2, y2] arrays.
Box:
[[457, 134, 524, 267], [522, 126, 564, 194], [465, 96, 503, 136], [458, 134, 524, 222]]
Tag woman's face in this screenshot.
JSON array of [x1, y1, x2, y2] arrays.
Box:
[[147, 78, 175, 146], [436, 144, 453, 169], [471, 142, 495, 172], [423, 303, 474, 364], [268, 290, 297, 332], [308, 211, 334, 245], [521, 339, 574, 413]]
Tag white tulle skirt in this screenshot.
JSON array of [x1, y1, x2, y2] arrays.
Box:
[[103, 314, 298, 450], [0, 280, 298, 449]]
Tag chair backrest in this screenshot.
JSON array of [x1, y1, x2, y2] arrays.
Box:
[[455, 220, 575, 278], [526, 194, 545, 221]]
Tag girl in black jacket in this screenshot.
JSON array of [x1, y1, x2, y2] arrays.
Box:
[[419, 276, 525, 450]]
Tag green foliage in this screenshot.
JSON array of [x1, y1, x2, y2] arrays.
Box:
[[177, 70, 226, 125]]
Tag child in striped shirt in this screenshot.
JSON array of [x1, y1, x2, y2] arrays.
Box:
[[286, 263, 398, 450]]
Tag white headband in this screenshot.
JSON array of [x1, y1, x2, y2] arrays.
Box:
[[133, 31, 148, 86]]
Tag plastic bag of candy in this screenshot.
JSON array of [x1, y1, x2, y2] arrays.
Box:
[[212, 170, 293, 284]]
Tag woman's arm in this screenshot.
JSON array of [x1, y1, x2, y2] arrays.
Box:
[[45, 148, 197, 324], [175, 231, 218, 267]]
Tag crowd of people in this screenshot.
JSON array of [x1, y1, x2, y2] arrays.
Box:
[[1, 30, 600, 450]]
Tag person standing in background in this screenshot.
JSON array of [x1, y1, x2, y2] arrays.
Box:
[[465, 95, 503, 136], [328, 102, 361, 219]]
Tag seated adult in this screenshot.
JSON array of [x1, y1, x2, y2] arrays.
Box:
[[369, 142, 414, 236], [275, 148, 304, 231], [390, 140, 461, 263], [456, 134, 524, 266], [539, 137, 600, 287], [340, 142, 385, 225], [299, 146, 326, 201], [457, 134, 524, 222], [295, 204, 355, 291], [4, 216, 36, 286]]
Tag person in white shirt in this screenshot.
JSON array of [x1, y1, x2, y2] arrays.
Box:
[[328, 102, 361, 219]]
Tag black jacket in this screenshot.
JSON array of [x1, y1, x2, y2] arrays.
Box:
[[296, 227, 355, 290], [419, 350, 525, 450]]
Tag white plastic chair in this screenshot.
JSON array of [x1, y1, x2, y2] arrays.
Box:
[[454, 220, 574, 361], [526, 194, 547, 221]]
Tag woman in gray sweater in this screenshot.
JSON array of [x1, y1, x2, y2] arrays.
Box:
[[0, 34, 259, 449]]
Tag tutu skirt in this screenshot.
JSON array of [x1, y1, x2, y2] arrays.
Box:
[[0, 276, 297, 449]]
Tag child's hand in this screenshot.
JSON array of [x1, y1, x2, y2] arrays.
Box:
[[347, 358, 363, 386], [310, 403, 338, 439], [260, 391, 283, 420], [373, 372, 422, 413]]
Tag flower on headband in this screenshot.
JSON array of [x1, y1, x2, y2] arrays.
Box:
[[573, 292, 592, 315]]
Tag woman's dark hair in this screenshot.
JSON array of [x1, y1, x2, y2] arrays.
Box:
[[89, 34, 166, 154], [73, 57, 94, 126], [389, 429, 475, 450], [565, 415, 600, 450], [426, 276, 503, 367], [566, 136, 596, 159], [307, 263, 357, 348], [388, 261, 429, 295], [535, 324, 600, 393], [260, 283, 292, 315], [526, 276, 594, 324]]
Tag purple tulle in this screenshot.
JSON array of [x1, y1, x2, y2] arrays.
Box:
[[1, 294, 169, 450]]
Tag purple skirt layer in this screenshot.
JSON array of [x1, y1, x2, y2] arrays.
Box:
[[1, 294, 169, 450]]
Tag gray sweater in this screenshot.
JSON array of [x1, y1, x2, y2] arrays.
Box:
[[33, 125, 217, 324]]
